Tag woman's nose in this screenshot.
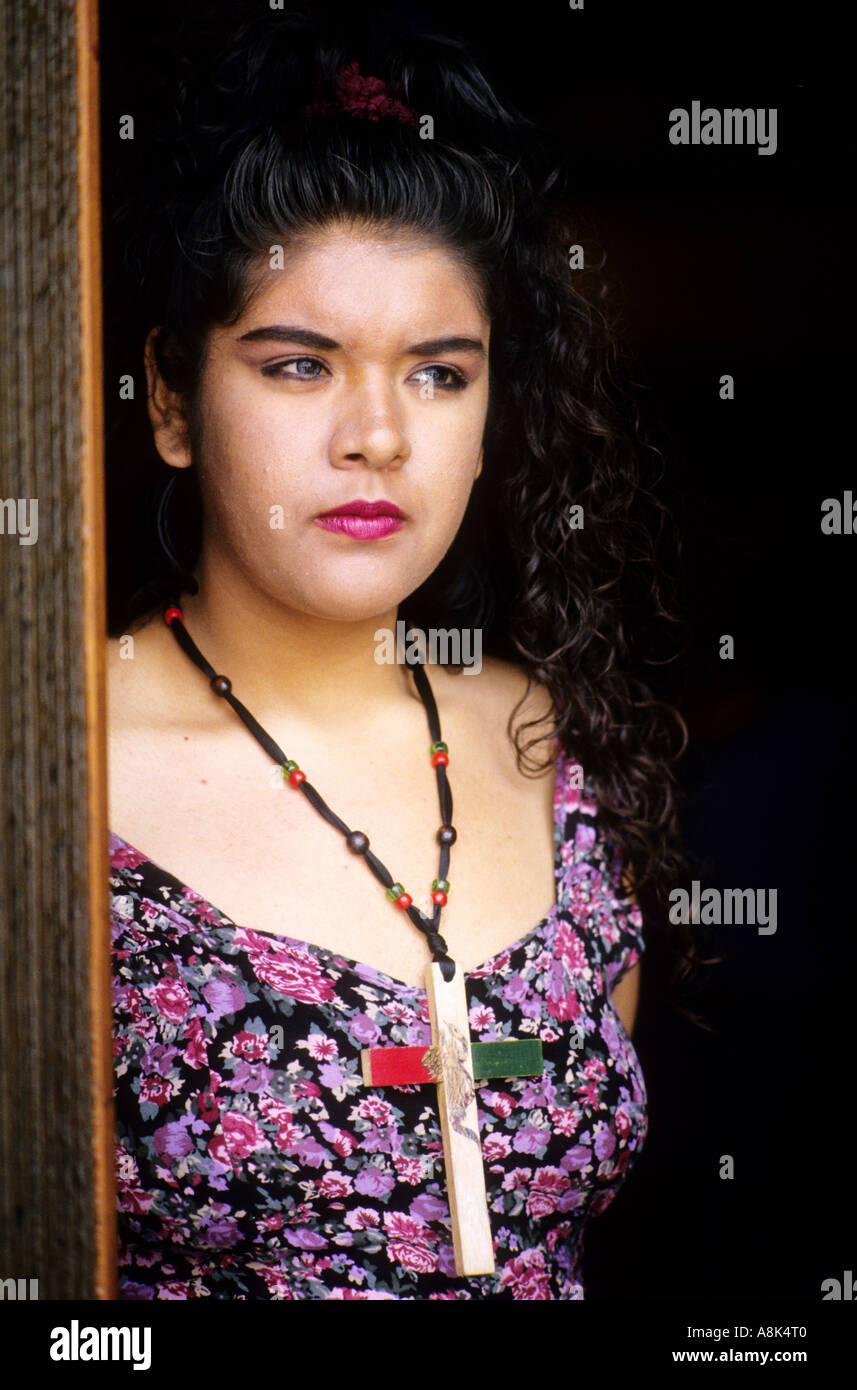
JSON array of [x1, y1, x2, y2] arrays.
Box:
[[331, 383, 410, 470]]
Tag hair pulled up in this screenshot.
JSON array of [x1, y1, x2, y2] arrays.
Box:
[[108, 2, 714, 1026]]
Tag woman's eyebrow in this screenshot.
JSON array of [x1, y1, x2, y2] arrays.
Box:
[[237, 325, 486, 357]]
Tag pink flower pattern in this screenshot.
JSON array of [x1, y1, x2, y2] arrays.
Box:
[[110, 747, 646, 1300]]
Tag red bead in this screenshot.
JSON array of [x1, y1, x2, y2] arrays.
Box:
[[431, 891, 448, 906], [164, 606, 183, 626], [431, 751, 449, 768], [394, 893, 412, 910], [288, 769, 306, 787]]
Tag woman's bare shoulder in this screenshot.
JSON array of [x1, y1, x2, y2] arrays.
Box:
[[479, 654, 554, 724], [431, 653, 557, 757], [106, 612, 187, 730]]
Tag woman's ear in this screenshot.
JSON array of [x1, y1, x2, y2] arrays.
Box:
[[143, 327, 193, 469]]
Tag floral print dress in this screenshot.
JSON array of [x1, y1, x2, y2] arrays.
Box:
[[110, 744, 647, 1300]]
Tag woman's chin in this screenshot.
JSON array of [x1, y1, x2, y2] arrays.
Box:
[[268, 588, 412, 627]]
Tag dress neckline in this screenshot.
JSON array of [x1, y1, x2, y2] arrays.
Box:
[[110, 745, 571, 995]]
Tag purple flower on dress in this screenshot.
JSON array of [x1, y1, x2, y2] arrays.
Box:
[[575, 823, 596, 852], [520, 1076, 558, 1108], [159, 904, 202, 938], [284, 1228, 328, 1250], [199, 1218, 241, 1248], [292, 1137, 330, 1168], [354, 1166, 395, 1197], [229, 1061, 273, 1092], [600, 1011, 620, 1055], [594, 1127, 616, 1160], [349, 1013, 380, 1045], [605, 960, 625, 992], [502, 974, 529, 1006], [141, 1044, 178, 1076], [558, 1189, 585, 1213], [202, 978, 246, 1020], [152, 1121, 193, 1159], [547, 961, 571, 1004], [409, 1193, 449, 1222], [560, 1145, 592, 1172], [318, 1061, 347, 1089], [358, 1126, 392, 1155], [353, 961, 390, 988], [512, 1125, 550, 1155]]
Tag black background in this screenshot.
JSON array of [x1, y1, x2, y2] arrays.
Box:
[[99, 0, 851, 1303]]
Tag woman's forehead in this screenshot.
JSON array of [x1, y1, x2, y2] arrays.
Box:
[[228, 229, 490, 340]]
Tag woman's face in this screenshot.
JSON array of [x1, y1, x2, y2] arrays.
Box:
[[156, 221, 490, 622]]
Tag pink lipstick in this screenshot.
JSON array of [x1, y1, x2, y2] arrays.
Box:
[[315, 499, 405, 540]]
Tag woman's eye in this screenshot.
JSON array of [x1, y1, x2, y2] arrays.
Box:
[[412, 365, 467, 391], [260, 357, 327, 380], [259, 358, 467, 389]]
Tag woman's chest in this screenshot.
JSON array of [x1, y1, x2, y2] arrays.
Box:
[[109, 719, 559, 988], [112, 895, 648, 1267]]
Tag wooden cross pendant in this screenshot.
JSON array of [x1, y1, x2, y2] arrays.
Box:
[[361, 961, 544, 1277]]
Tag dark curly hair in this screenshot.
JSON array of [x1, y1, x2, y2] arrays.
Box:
[[105, 2, 718, 1027]]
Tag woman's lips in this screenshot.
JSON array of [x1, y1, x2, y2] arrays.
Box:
[[314, 500, 405, 540], [315, 514, 405, 539]]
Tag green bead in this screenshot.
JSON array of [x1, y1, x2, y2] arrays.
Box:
[[431, 878, 450, 893], [386, 882, 406, 901], [282, 760, 298, 776], [430, 740, 448, 754]]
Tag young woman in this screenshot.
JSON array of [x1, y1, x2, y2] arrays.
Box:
[[106, 9, 692, 1299]]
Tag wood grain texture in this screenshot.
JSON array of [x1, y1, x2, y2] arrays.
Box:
[[77, 0, 116, 1302], [424, 963, 496, 1277], [0, 0, 116, 1298]]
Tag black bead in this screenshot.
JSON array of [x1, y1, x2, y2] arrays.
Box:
[[211, 675, 232, 696], [346, 831, 369, 854], [437, 824, 457, 846]]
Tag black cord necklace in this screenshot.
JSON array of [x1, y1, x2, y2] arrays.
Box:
[[163, 604, 458, 980]]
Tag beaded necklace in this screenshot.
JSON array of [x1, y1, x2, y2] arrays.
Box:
[[164, 603, 457, 977]]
